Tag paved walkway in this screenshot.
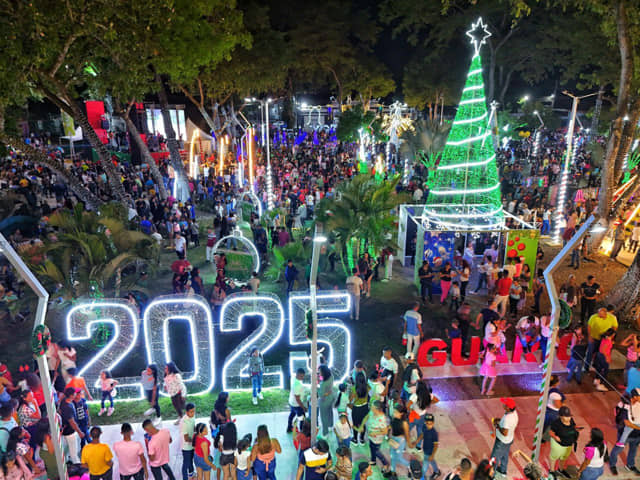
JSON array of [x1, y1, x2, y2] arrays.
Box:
[[95, 391, 625, 480]]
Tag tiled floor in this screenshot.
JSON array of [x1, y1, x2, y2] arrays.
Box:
[[93, 391, 625, 479]]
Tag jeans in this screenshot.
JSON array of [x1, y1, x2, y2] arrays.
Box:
[[352, 404, 369, 442], [542, 219, 550, 235], [90, 468, 113, 480], [567, 357, 583, 383], [101, 390, 114, 409], [253, 458, 276, 480], [287, 279, 295, 293], [171, 394, 185, 418], [420, 282, 433, 302], [182, 449, 194, 480], [423, 457, 440, 476], [287, 406, 305, 430], [579, 466, 604, 480], [390, 436, 410, 470], [581, 299, 596, 324], [151, 464, 176, 480], [594, 352, 610, 380], [570, 248, 580, 268], [460, 281, 468, 300], [349, 292, 360, 320], [120, 468, 145, 480], [585, 339, 601, 370], [338, 437, 352, 449], [495, 295, 509, 318], [145, 389, 161, 417], [410, 416, 425, 449], [406, 334, 421, 357], [369, 440, 388, 466], [475, 274, 487, 292], [491, 438, 512, 475], [610, 435, 640, 468], [252, 373, 263, 398]]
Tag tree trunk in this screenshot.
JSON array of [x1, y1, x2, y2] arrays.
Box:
[[70, 104, 127, 202], [613, 104, 640, 185], [606, 250, 640, 318], [156, 75, 189, 201], [0, 132, 102, 210], [595, 0, 634, 242], [124, 115, 168, 200]]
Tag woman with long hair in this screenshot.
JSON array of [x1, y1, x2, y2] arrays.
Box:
[[218, 422, 237, 480], [577, 428, 607, 480], [318, 365, 335, 436], [193, 423, 218, 480], [210, 392, 231, 436], [408, 380, 438, 446], [459, 259, 471, 301], [349, 371, 369, 445], [357, 400, 390, 474], [389, 404, 411, 472], [164, 362, 186, 424], [474, 459, 495, 480], [250, 425, 281, 480], [142, 364, 161, 420]]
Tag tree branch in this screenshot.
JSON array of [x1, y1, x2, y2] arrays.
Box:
[[49, 32, 81, 77]]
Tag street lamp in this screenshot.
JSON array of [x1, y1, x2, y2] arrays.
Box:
[[552, 90, 599, 244], [245, 98, 275, 210], [309, 227, 326, 439], [521, 95, 530, 102]]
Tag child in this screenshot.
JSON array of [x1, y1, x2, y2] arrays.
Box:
[[480, 344, 498, 395], [414, 413, 440, 479], [293, 419, 312, 457], [98, 370, 118, 417], [333, 413, 353, 448], [334, 383, 349, 415], [248, 347, 264, 405], [620, 333, 640, 383], [593, 328, 615, 392], [334, 446, 352, 480], [236, 436, 252, 480], [567, 327, 586, 384], [449, 282, 461, 312], [74, 389, 91, 448], [446, 319, 461, 342]]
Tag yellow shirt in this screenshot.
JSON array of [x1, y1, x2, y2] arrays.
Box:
[[588, 313, 618, 340], [81, 443, 113, 475]]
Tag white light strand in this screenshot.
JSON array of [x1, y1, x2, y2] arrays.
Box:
[[459, 97, 486, 106], [467, 68, 483, 77], [422, 206, 503, 218], [463, 85, 483, 93], [453, 112, 488, 125], [429, 182, 500, 195], [446, 131, 490, 146], [437, 154, 495, 170]]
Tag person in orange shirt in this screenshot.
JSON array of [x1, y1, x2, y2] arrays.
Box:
[[66, 368, 93, 401]]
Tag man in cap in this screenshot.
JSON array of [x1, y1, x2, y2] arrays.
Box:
[[609, 388, 640, 475], [490, 398, 519, 477]]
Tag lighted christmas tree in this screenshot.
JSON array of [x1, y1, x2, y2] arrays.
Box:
[[423, 18, 504, 230]]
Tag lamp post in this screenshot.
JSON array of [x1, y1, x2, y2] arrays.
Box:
[[309, 227, 327, 439], [245, 98, 274, 210], [552, 90, 598, 244]]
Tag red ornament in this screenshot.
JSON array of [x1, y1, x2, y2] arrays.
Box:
[[517, 243, 526, 251], [507, 240, 515, 247], [514, 236, 520, 241], [507, 248, 518, 258]]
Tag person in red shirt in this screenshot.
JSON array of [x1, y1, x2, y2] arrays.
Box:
[[494, 271, 513, 319]]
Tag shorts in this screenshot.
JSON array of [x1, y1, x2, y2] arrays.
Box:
[[194, 455, 212, 472], [220, 453, 235, 466], [550, 438, 572, 461]]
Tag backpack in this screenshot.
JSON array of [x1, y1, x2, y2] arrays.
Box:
[[615, 393, 631, 429]]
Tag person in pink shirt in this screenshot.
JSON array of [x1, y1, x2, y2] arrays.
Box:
[[593, 328, 615, 392], [143, 419, 176, 480], [114, 423, 148, 480]]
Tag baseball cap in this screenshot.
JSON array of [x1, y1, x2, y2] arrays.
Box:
[[558, 406, 571, 417], [500, 397, 516, 409], [425, 413, 435, 422]]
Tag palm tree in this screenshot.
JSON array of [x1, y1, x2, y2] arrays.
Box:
[[316, 174, 409, 273], [400, 117, 450, 175], [32, 203, 159, 299]]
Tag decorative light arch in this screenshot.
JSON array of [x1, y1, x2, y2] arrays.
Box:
[[240, 191, 263, 218], [212, 227, 261, 277]]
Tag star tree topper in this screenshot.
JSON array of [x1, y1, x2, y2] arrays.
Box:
[[466, 17, 492, 56]]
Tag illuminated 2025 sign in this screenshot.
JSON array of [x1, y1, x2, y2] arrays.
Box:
[[65, 292, 351, 400]]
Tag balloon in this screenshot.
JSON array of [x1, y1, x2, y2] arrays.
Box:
[[517, 243, 526, 251]]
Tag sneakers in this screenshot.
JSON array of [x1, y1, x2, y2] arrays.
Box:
[[107, 407, 114, 417], [610, 466, 619, 476], [144, 407, 155, 417], [430, 472, 441, 480], [624, 465, 640, 474], [98, 408, 105, 416], [258, 392, 264, 400], [596, 383, 608, 392], [153, 416, 162, 425], [252, 397, 258, 405]]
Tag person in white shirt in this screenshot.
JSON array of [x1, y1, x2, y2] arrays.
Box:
[[175, 232, 186, 260], [491, 397, 519, 476], [346, 268, 364, 321], [380, 347, 398, 389], [630, 223, 640, 253], [413, 188, 423, 202], [403, 302, 423, 358]]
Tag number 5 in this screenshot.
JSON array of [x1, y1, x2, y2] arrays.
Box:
[[288, 292, 351, 384]]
